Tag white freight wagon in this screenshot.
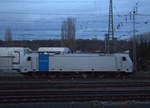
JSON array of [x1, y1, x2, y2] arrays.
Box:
[[38, 47, 70, 54], [20, 53, 133, 73], [0, 47, 32, 70]]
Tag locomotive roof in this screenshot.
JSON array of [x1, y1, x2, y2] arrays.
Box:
[[24, 53, 129, 57]]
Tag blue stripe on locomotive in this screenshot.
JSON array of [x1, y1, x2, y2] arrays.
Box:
[[38, 54, 49, 72]]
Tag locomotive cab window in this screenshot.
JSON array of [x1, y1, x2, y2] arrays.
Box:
[[122, 57, 126, 61], [27, 57, 32, 61]]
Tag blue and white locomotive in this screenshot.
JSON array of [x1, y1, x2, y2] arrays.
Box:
[[20, 53, 133, 75]]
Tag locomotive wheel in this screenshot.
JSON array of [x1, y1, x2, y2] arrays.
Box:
[[49, 75, 56, 79], [82, 73, 88, 79], [28, 72, 39, 79], [115, 73, 121, 79], [98, 74, 105, 79]]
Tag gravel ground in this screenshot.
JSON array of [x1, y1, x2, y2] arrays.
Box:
[[0, 102, 150, 108]]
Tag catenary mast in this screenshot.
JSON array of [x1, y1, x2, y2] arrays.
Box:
[[105, 0, 115, 53]]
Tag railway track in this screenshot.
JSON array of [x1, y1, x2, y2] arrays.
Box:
[[0, 81, 150, 90], [0, 81, 150, 103], [0, 89, 150, 103]]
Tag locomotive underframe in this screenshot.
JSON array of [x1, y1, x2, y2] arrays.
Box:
[[22, 71, 133, 79]]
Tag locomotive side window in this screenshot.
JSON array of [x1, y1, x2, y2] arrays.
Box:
[[122, 57, 126, 61], [27, 56, 32, 61]]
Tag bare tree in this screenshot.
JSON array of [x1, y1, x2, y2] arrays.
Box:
[[61, 17, 76, 52], [5, 28, 13, 41]]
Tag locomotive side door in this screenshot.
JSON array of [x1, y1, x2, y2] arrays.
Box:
[[25, 56, 33, 72], [121, 56, 128, 72]]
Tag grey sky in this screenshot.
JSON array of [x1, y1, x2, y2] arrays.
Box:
[[0, 0, 150, 40]]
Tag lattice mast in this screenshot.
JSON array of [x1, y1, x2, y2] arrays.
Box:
[[106, 0, 114, 53]]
